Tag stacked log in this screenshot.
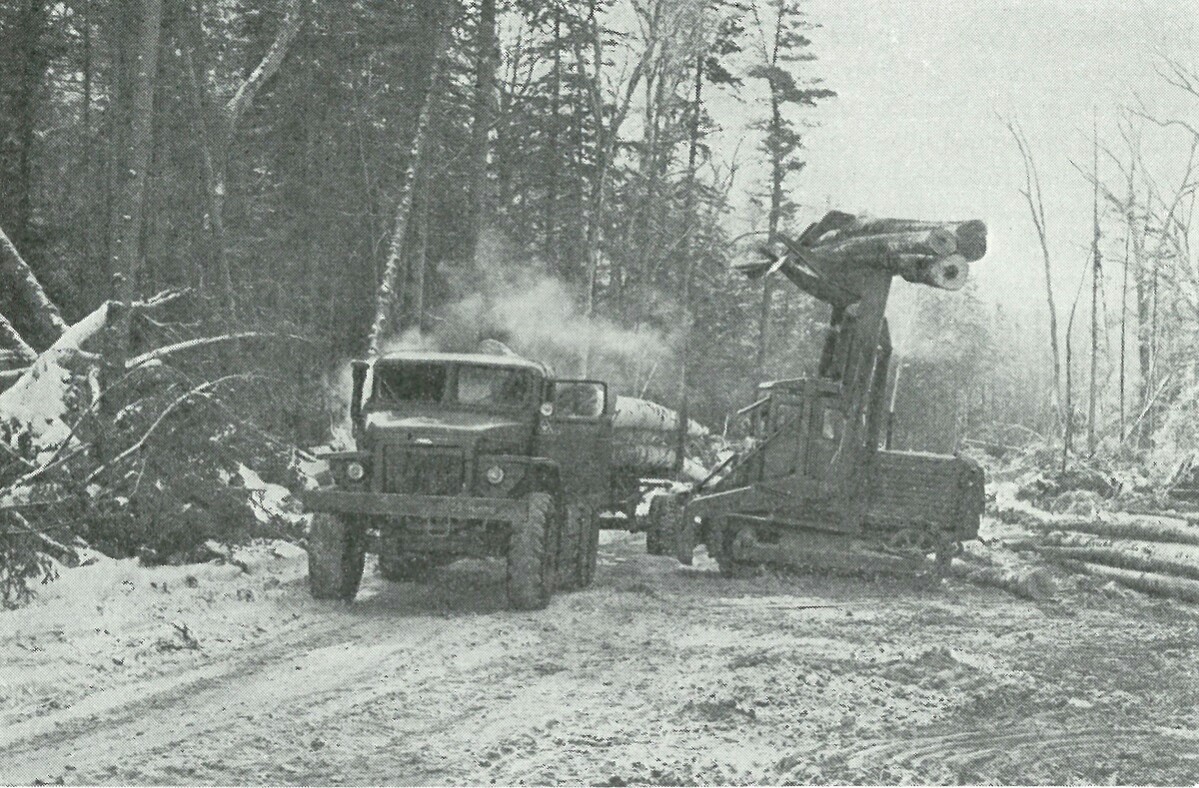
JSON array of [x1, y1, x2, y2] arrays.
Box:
[[613, 396, 709, 436], [1003, 507, 1199, 605], [800, 214, 986, 291], [611, 396, 708, 474]]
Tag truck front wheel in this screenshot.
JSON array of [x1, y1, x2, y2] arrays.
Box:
[[308, 513, 366, 601], [507, 493, 555, 610]]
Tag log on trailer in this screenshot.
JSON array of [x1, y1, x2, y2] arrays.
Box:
[[611, 397, 709, 476], [613, 396, 709, 436]]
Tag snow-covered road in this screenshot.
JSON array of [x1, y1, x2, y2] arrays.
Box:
[[3, 531, 1198, 784]]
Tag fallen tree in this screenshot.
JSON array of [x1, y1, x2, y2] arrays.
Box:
[[1022, 513, 1199, 548], [0, 224, 68, 350], [1068, 562, 1199, 604], [1032, 544, 1199, 583]]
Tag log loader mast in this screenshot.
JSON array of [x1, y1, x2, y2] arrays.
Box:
[[647, 211, 989, 577]]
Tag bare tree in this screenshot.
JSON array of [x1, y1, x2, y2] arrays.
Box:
[[1007, 120, 1065, 437], [183, 0, 305, 324], [571, 1, 657, 373], [368, 1, 451, 356]]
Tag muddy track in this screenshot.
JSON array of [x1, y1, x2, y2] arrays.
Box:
[[843, 724, 1199, 780]]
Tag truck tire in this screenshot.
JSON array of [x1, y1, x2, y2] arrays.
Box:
[[558, 503, 599, 591], [507, 492, 555, 610], [647, 494, 691, 564], [581, 505, 599, 586], [378, 526, 438, 583], [308, 513, 366, 601], [645, 495, 672, 556]]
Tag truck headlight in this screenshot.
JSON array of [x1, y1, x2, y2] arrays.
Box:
[[486, 465, 505, 485], [345, 462, 366, 481]]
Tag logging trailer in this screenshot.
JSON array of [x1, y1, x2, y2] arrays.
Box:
[[644, 211, 989, 577]]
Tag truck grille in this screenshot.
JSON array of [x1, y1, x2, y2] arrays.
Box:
[[381, 446, 466, 495]]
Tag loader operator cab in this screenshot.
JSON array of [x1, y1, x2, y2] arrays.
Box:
[[742, 305, 892, 488]]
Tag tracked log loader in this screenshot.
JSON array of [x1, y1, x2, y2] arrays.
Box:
[[646, 211, 989, 577]]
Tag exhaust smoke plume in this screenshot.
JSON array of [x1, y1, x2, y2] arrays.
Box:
[[402, 231, 677, 387]]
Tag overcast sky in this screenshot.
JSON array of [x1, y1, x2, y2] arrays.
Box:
[[700, 0, 1199, 319]]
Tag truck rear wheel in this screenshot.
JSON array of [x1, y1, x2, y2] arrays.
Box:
[[558, 503, 599, 591], [647, 494, 692, 565], [507, 492, 555, 610], [308, 513, 366, 601], [645, 495, 671, 556]]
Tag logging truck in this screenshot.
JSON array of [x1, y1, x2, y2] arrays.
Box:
[[302, 348, 693, 609]]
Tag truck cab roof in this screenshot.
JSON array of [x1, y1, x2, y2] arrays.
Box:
[[373, 350, 550, 377]]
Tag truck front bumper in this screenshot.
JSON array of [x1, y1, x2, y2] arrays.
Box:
[[302, 489, 527, 522]]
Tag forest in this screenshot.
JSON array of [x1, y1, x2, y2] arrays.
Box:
[[1, 0, 1199, 603]]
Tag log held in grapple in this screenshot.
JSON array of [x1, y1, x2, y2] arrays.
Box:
[[736, 211, 988, 295]]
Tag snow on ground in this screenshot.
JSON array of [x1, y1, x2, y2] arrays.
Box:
[[2, 525, 1199, 785]]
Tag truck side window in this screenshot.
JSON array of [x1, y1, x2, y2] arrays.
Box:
[[555, 382, 604, 418]]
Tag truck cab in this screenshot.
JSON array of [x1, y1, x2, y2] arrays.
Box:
[[304, 350, 612, 609]]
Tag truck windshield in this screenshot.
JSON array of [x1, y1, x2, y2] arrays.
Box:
[[371, 362, 446, 404], [457, 365, 534, 407], [369, 362, 534, 408]]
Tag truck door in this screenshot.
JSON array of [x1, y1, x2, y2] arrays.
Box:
[[539, 380, 613, 502]]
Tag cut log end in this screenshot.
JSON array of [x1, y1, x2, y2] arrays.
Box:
[[926, 255, 969, 290], [955, 220, 987, 262]]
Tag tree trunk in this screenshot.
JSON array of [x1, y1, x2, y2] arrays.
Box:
[[367, 4, 448, 356], [111, 0, 163, 345], [544, 10, 562, 276], [182, 0, 303, 327], [756, 90, 784, 388], [675, 53, 704, 473], [468, 0, 496, 265], [0, 0, 51, 253], [0, 311, 36, 362], [411, 173, 431, 333], [1088, 117, 1100, 455]]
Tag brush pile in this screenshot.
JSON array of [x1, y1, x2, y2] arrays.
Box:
[[0, 232, 315, 608]]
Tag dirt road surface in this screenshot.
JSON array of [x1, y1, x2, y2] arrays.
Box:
[[2, 530, 1198, 785]]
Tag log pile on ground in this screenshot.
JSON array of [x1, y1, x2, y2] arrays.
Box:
[[0, 229, 315, 608], [991, 482, 1199, 606]]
